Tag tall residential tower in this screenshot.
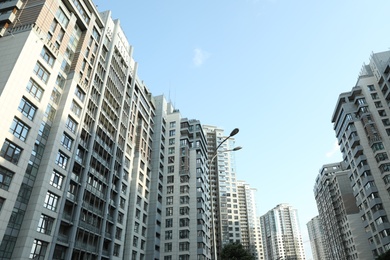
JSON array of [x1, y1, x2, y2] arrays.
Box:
[[260, 203, 305, 260], [332, 51, 390, 258], [313, 163, 371, 259]]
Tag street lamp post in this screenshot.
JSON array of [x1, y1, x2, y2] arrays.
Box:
[[209, 128, 241, 260]]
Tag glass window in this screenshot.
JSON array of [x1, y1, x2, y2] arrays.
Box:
[[37, 214, 54, 235], [0, 140, 22, 164], [75, 86, 85, 102], [29, 239, 48, 259], [65, 116, 77, 133], [70, 100, 82, 117], [0, 166, 14, 191], [40, 48, 55, 67], [50, 87, 61, 105], [26, 79, 44, 101], [43, 192, 59, 211], [45, 104, 56, 122], [0, 197, 4, 212], [18, 97, 37, 120], [55, 151, 69, 169], [10, 117, 30, 141], [60, 133, 73, 151], [56, 8, 69, 28], [33, 62, 50, 83], [50, 171, 64, 189]]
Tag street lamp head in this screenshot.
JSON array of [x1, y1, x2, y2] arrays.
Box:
[[229, 128, 239, 137], [232, 146, 242, 151]]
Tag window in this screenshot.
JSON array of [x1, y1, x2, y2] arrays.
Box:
[[166, 196, 173, 205], [18, 97, 37, 120], [0, 197, 4, 212], [164, 243, 172, 252], [50, 87, 61, 104], [169, 121, 176, 128], [179, 230, 189, 239], [180, 196, 189, 204], [61, 133, 73, 150], [26, 79, 44, 101], [70, 101, 82, 117], [33, 62, 50, 83], [368, 85, 375, 91], [375, 152, 388, 163], [75, 87, 85, 102], [179, 242, 190, 251], [167, 186, 174, 194], [10, 118, 30, 141], [169, 138, 175, 145], [40, 48, 55, 67], [50, 171, 64, 189], [45, 104, 56, 122], [0, 140, 22, 164], [0, 166, 14, 191], [29, 239, 48, 259], [65, 116, 77, 133], [56, 8, 69, 28], [165, 230, 172, 239], [55, 151, 69, 169], [169, 130, 175, 136], [37, 214, 54, 235], [165, 218, 173, 228], [179, 218, 189, 227], [167, 176, 174, 183], [43, 192, 59, 211]]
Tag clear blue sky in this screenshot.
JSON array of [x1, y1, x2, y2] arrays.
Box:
[[94, 1, 390, 258]]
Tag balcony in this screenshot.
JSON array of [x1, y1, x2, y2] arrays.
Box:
[[0, 10, 15, 23], [0, 0, 23, 10]]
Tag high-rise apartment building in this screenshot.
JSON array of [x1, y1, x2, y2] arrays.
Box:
[[332, 51, 390, 258], [203, 125, 241, 259], [313, 162, 371, 259], [153, 96, 211, 260], [0, 0, 158, 259], [306, 216, 327, 260], [237, 180, 264, 260], [260, 203, 305, 260]]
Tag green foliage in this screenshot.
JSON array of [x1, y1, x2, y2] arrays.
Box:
[[376, 250, 390, 260], [220, 242, 255, 260]]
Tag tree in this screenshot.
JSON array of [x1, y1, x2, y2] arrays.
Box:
[[220, 242, 255, 260], [376, 250, 390, 260]]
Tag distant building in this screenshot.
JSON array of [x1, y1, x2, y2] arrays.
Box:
[[306, 216, 327, 260], [237, 181, 264, 259], [203, 125, 242, 259], [332, 51, 390, 258], [260, 203, 305, 260], [313, 163, 372, 259]]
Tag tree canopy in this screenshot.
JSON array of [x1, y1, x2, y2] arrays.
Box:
[[376, 250, 390, 260], [220, 242, 255, 260]]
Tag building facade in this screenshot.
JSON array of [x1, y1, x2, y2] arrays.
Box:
[[154, 96, 211, 260], [237, 181, 264, 260], [313, 162, 372, 259], [203, 125, 241, 259], [260, 203, 305, 260], [306, 216, 327, 260], [0, 0, 157, 259], [332, 51, 390, 258]]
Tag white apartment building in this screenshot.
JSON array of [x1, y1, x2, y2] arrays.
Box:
[[260, 203, 305, 260], [306, 216, 328, 260], [237, 180, 264, 260], [332, 51, 390, 258]]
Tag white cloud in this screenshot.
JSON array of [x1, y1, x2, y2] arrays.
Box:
[[193, 48, 210, 67], [326, 140, 340, 158]]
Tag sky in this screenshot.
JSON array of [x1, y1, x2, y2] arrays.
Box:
[[93, 1, 390, 258]]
